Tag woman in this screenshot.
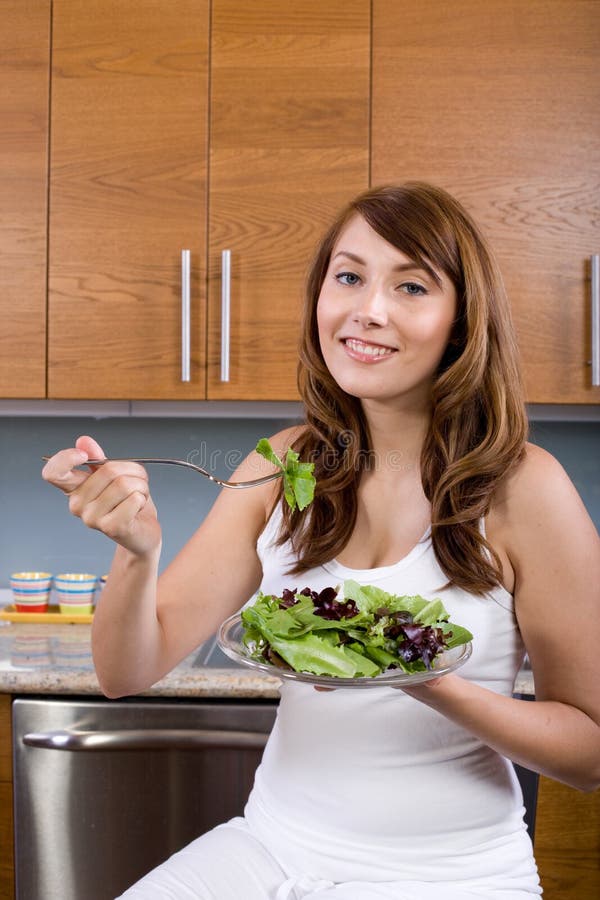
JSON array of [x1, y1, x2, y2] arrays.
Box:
[[42, 183, 600, 899]]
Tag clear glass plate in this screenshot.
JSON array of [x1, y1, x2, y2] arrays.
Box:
[[217, 614, 473, 689]]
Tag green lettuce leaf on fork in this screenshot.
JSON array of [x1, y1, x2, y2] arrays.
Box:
[[255, 438, 316, 511]]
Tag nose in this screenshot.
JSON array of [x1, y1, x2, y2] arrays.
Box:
[[352, 284, 388, 328]]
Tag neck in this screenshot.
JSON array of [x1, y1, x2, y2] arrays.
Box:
[[360, 400, 431, 476]]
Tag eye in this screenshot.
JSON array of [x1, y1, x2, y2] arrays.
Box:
[[334, 271, 361, 286], [400, 281, 428, 296]]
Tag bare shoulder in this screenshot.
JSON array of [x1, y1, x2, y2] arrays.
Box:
[[240, 424, 308, 476], [231, 424, 307, 474], [490, 442, 599, 589], [224, 423, 308, 517], [266, 424, 308, 455], [490, 450, 599, 722], [491, 442, 591, 530]]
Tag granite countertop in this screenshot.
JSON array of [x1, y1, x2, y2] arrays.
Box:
[[0, 617, 535, 699], [0, 620, 281, 699]]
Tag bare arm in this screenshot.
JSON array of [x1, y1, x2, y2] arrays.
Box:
[[42, 431, 293, 699], [404, 444, 600, 791], [91, 477, 270, 698]]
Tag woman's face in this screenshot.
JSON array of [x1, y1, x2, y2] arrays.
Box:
[[316, 214, 457, 409]]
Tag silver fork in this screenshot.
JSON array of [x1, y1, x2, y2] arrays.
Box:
[[42, 457, 283, 490]]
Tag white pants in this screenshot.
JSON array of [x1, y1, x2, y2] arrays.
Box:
[[116, 817, 540, 900]]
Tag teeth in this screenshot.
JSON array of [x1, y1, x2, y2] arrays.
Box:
[[345, 339, 393, 358]]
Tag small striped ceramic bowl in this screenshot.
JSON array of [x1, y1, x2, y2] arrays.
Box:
[[55, 573, 98, 615], [10, 572, 53, 613]]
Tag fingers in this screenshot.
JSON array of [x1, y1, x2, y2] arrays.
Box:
[[41, 434, 109, 492], [79, 487, 150, 541], [42, 439, 149, 517], [398, 676, 443, 694], [42, 446, 93, 495], [75, 434, 106, 464], [69, 469, 150, 529], [42, 438, 160, 554]]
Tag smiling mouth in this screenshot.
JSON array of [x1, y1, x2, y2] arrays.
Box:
[[343, 338, 396, 359]]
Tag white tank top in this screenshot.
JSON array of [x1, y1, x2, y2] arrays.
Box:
[[244, 508, 541, 890]]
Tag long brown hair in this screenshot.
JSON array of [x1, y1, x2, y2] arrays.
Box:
[[278, 183, 527, 594]]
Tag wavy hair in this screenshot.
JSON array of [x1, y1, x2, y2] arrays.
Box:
[[277, 183, 527, 594]]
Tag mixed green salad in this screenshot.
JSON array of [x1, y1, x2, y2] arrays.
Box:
[[255, 438, 315, 511], [241, 581, 473, 679]]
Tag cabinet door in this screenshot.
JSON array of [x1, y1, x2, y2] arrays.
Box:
[[0, 1, 50, 398], [372, 0, 600, 404], [207, 0, 370, 400], [535, 775, 600, 899], [48, 0, 209, 399]]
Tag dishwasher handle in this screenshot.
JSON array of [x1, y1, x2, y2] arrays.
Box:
[[23, 728, 270, 752]]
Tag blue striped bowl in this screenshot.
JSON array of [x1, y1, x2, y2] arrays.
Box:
[[55, 573, 98, 615], [11, 572, 53, 612]]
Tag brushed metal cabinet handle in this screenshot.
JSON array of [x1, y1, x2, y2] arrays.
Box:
[[181, 249, 191, 382], [221, 249, 231, 382], [23, 728, 269, 752], [592, 254, 599, 387]]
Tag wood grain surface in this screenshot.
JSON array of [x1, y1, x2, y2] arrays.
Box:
[[207, 0, 370, 399], [0, 1, 50, 398], [48, 0, 209, 399], [535, 775, 600, 899], [372, 0, 600, 403]]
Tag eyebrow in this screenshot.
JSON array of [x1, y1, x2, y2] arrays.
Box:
[[331, 250, 442, 286]]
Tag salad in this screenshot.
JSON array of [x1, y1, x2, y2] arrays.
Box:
[[241, 581, 473, 679], [255, 438, 315, 511]]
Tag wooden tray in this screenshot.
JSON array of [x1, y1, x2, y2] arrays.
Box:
[[0, 605, 93, 624]]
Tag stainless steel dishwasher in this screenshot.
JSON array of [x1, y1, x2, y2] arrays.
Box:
[[12, 691, 278, 900]]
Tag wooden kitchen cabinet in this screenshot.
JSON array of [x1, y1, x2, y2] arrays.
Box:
[[47, 0, 369, 401], [535, 775, 600, 899], [9, 1, 597, 404], [0, 695, 14, 900], [48, 0, 210, 399], [0, 1, 50, 398], [372, 0, 600, 404], [206, 0, 370, 399]]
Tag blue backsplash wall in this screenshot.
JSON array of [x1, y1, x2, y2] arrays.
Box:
[[1, 416, 598, 587]]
